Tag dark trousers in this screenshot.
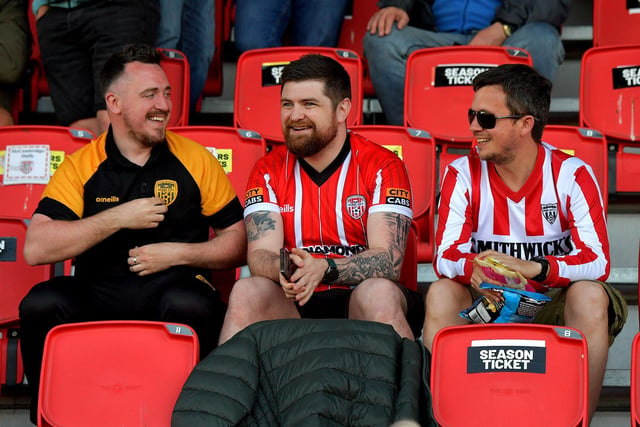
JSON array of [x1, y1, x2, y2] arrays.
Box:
[[19, 269, 226, 423]]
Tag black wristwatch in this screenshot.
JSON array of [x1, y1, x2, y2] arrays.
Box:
[[322, 258, 339, 284], [531, 256, 550, 282]]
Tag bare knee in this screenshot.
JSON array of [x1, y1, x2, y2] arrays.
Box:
[[350, 278, 406, 318], [425, 278, 471, 315], [565, 281, 609, 324]]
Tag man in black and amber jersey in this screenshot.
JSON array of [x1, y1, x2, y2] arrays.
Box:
[[18, 44, 246, 423]]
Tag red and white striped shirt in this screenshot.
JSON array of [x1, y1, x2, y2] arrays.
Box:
[[244, 133, 413, 258], [436, 142, 609, 289]]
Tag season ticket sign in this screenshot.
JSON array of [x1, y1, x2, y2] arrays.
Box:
[[433, 64, 496, 86], [467, 339, 547, 374]]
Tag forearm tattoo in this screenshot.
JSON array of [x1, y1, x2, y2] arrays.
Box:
[[338, 213, 410, 284], [245, 211, 276, 242]]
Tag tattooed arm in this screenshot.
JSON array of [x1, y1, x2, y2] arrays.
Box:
[[334, 212, 411, 284], [245, 210, 285, 281]]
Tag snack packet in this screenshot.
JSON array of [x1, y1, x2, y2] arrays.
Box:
[[460, 283, 551, 324], [474, 256, 531, 291]]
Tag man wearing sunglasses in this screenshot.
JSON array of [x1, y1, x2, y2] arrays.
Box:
[[423, 64, 627, 422]]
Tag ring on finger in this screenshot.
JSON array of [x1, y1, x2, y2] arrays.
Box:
[[133, 256, 137, 265]]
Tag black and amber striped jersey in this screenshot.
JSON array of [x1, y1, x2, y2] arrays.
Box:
[[35, 129, 243, 279]]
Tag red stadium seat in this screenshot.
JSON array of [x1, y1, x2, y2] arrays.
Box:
[[580, 45, 640, 194], [337, 0, 380, 97], [398, 221, 419, 291], [541, 125, 609, 213], [0, 126, 94, 219], [158, 48, 190, 127], [234, 47, 363, 144], [199, 0, 225, 100], [168, 126, 266, 302], [349, 125, 437, 262], [431, 324, 589, 427], [593, 0, 640, 47], [168, 126, 266, 198], [632, 329, 640, 426], [404, 46, 533, 144], [38, 321, 199, 427]]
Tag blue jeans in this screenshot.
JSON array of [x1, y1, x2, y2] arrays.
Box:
[[157, 0, 215, 111], [363, 22, 565, 125], [234, 0, 348, 53]]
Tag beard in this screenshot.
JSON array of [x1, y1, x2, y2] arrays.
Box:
[[284, 119, 338, 158], [123, 109, 168, 147]]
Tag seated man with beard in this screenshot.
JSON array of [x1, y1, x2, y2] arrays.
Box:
[[19, 44, 246, 424], [218, 54, 424, 344]]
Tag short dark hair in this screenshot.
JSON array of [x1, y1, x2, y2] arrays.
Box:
[[99, 44, 162, 96], [281, 54, 351, 108], [472, 64, 551, 142]]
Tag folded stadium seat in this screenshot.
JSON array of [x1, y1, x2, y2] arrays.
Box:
[[168, 126, 267, 302], [197, 0, 225, 103], [38, 321, 199, 427], [431, 323, 589, 427], [541, 125, 609, 213], [234, 47, 363, 145], [337, 0, 380, 97], [593, 0, 640, 47], [349, 125, 437, 263], [404, 46, 533, 194], [0, 325, 23, 397], [404, 46, 533, 145], [157, 48, 190, 127], [580, 45, 640, 194]]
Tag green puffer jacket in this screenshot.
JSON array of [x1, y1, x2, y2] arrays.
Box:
[[172, 319, 435, 426]]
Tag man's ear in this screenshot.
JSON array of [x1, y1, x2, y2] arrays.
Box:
[[519, 115, 536, 137], [336, 97, 351, 124], [105, 91, 121, 115]]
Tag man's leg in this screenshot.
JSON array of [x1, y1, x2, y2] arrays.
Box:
[[291, 0, 349, 47], [19, 277, 89, 424], [234, 0, 290, 52], [151, 276, 227, 359], [349, 278, 416, 339], [563, 280, 610, 422], [504, 22, 565, 82], [363, 25, 465, 125], [423, 278, 472, 351], [218, 276, 300, 344]]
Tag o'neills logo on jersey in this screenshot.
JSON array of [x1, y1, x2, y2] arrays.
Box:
[[95, 196, 120, 203], [386, 188, 411, 208], [245, 187, 264, 207], [155, 180, 178, 206], [346, 195, 366, 219], [541, 203, 558, 225]]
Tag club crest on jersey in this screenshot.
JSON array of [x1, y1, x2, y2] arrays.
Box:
[[346, 195, 366, 219], [541, 203, 558, 225], [155, 180, 178, 206]]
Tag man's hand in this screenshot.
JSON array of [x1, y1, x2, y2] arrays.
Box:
[[469, 22, 508, 46], [367, 7, 410, 36], [35, 5, 49, 21], [128, 242, 182, 276], [114, 197, 167, 230], [478, 250, 544, 281], [279, 248, 327, 306]]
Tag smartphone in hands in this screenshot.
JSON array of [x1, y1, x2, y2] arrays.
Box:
[[280, 248, 297, 281]]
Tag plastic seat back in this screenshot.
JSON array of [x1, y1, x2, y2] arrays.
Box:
[[405, 46, 533, 143], [234, 47, 363, 143], [337, 0, 380, 96], [349, 125, 437, 262], [593, 0, 640, 47], [632, 330, 640, 426], [38, 321, 199, 427], [0, 126, 94, 220], [431, 324, 589, 427], [158, 48, 190, 127], [541, 125, 609, 212], [168, 126, 266, 198]]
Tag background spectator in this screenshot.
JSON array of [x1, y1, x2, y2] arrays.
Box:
[[157, 0, 214, 112], [363, 0, 570, 125], [32, 0, 159, 135], [234, 0, 349, 53], [0, 0, 29, 126]]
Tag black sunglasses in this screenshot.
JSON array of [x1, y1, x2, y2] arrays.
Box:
[[468, 108, 526, 129]]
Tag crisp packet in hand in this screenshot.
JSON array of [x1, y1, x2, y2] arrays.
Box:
[[460, 283, 552, 324], [473, 256, 530, 290]]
